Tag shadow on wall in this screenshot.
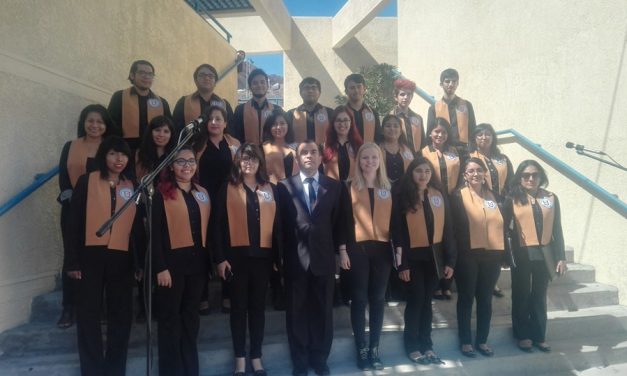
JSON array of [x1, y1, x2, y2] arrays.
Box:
[[285, 21, 340, 105], [334, 37, 379, 72], [579, 26, 627, 262]]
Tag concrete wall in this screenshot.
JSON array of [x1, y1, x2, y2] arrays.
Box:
[[283, 17, 398, 110], [398, 0, 627, 302], [0, 0, 237, 332]]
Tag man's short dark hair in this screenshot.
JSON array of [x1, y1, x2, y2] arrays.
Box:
[[193, 64, 218, 81], [299, 77, 321, 92], [128, 60, 154, 84], [440, 68, 459, 83], [297, 140, 322, 155], [247, 68, 268, 87], [344, 73, 366, 90]]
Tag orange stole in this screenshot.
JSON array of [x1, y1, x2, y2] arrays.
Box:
[[183, 94, 226, 124], [323, 145, 355, 181], [163, 185, 211, 249], [226, 183, 276, 248], [262, 143, 298, 183], [292, 108, 328, 144], [513, 191, 556, 247], [434, 99, 469, 143], [381, 145, 414, 173], [394, 110, 423, 151], [350, 184, 392, 242], [469, 151, 509, 195], [121, 88, 164, 138], [361, 106, 376, 142], [405, 187, 445, 248], [243, 101, 274, 144], [67, 138, 99, 188], [460, 186, 504, 251], [421, 146, 460, 194], [85, 172, 136, 251]]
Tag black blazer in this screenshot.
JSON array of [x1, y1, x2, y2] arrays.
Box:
[[278, 174, 347, 278]]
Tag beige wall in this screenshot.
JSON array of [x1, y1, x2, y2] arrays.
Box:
[[283, 17, 398, 109], [0, 0, 237, 332], [398, 0, 627, 301]]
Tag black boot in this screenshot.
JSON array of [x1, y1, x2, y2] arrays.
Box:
[[356, 346, 371, 370], [369, 346, 383, 370], [57, 306, 75, 329]]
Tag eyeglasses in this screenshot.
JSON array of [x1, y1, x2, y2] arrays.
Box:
[[521, 172, 540, 180], [136, 70, 155, 78], [173, 158, 197, 167], [197, 73, 216, 80], [335, 119, 350, 124]]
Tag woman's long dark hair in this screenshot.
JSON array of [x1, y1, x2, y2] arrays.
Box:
[[95, 136, 132, 180], [192, 105, 229, 154], [137, 115, 176, 171], [509, 160, 549, 205], [76, 104, 120, 138], [157, 145, 199, 200], [397, 157, 443, 214], [322, 105, 363, 163], [468, 123, 503, 157], [229, 143, 269, 185], [380, 113, 408, 147], [262, 108, 294, 143]]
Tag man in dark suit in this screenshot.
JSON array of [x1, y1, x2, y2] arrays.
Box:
[[278, 140, 347, 376]]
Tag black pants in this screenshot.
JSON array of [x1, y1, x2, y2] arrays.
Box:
[[229, 256, 272, 358], [156, 271, 204, 376], [76, 248, 133, 376], [286, 269, 335, 372], [404, 259, 439, 353], [346, 242, 392, 348], [456, 252, 501, 345], [60, 202, 78, 307], [511, 251, 550, 342]]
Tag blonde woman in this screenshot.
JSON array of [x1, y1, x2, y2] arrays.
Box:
[[341, 143, 397, 370]]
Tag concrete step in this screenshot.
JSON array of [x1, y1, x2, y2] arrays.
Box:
[[2, 306, 627, 375], [495, 263, 595, 290]]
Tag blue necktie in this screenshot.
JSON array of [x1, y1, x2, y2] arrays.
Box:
[[305, 177, 317, 211]]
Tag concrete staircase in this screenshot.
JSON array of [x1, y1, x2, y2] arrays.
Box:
[[1, 247, 627, 375]]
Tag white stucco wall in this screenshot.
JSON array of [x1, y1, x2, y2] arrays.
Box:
[[398, 0, 627, 302], [0, 0, 237, 332], [283, 17, 398, 110]]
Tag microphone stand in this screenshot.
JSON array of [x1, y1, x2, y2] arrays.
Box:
[[575, 150, 627, 172], [95, 122, 201, 376]]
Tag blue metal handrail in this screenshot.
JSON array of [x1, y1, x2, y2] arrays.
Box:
[[496, 129, 627, 219], [409, 80, 627, 219], [0, 166, 59, 216], [0, 52, 246, 218]]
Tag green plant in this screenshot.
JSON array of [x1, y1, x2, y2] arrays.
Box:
[[335, 63, 400, 114]]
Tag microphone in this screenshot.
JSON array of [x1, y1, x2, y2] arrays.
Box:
[[183, 108, 210, 133], [565, 142, 605, 155]]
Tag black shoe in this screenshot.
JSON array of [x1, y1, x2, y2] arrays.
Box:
[[533, 342, 552, 353], [313, 364, 330, 375], [357, 347, 371, 370], [199, 300, 211, 316], [460, 345, 477, 358], [57, 307, 75, 329], [493, 288, 505, 298], [517, 339, 534, 353], [424, 350, 445, 364], [253, 369, 267, 376], [477, 344, 494, 357], [369, 347, 383, 370]]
